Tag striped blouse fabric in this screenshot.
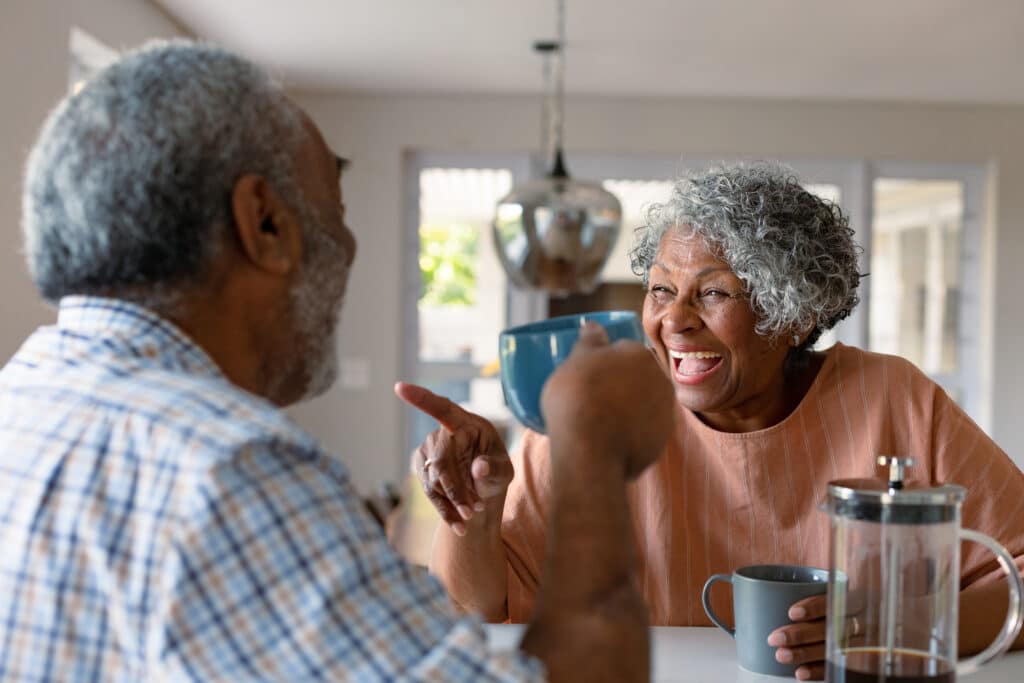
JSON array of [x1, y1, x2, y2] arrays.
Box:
[[0, 297, 543, 682], [502, 342, 1024, 626]]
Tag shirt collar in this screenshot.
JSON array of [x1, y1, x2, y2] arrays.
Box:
[[56, 295, 225, 380]]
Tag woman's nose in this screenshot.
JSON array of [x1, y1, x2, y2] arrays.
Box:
[[662, 298, 703, 332]]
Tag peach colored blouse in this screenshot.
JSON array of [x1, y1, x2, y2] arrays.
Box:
[[500, 343, 1024, 625]]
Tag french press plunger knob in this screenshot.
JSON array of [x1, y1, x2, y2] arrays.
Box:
[[877, 455, 915, 491]]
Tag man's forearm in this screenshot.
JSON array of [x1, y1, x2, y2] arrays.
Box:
[[430, 496, 510, 621], [520, 439, 648, 683]]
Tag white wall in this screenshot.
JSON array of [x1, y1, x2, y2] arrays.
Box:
[[291, 91, 1024, 489], [1, 0, 75, 362], [70, 0, 188, 52], [0, 0, 188, 363]]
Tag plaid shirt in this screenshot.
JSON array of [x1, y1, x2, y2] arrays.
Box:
[[0, 297, 543, 682]]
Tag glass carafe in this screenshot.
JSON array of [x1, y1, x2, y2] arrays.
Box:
[[825, 457, 1023, 682]]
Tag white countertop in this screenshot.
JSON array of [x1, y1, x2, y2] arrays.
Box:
[[485, 624, 1024, 682]]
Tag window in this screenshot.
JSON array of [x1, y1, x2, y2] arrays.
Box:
[[866, 170, 982, 417], [870, 180, 963, 372], [417, 168, 512, 365]]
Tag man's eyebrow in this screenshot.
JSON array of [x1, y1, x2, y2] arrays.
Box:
[[335, 155, 349, 175]]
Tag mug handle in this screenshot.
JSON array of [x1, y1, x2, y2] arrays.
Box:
[[701, 574, 735, 637], [956, 528, 1024, 676]]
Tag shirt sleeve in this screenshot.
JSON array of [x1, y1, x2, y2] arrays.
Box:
[[151, 441, 546, 682], [927, 385, 1024, 589]]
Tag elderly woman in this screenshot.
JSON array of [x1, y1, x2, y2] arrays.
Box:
[[397, 163, 1024, 680]]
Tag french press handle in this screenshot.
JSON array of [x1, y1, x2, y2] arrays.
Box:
[[956, 529, 1024, 676]]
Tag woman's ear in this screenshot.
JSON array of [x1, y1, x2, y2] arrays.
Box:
[[230, 173, 302, 276]]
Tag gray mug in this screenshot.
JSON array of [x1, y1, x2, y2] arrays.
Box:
[[702, 564, 829, 677]]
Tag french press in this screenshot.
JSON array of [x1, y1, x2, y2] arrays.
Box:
[[824, 456, 1023, 682]]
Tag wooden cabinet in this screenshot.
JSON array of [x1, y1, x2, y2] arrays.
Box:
[[547, 282, 644, 319]]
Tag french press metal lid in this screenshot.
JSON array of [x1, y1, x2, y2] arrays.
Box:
[[827, 455, 966, 524]]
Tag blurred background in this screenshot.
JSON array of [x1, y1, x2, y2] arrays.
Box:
[[3, 1, 1024, 560]]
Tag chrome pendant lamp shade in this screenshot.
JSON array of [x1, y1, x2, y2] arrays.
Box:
[[493, 0, 622, 296]]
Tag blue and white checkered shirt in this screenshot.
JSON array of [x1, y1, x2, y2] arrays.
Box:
[[0, 297, 543, 682]]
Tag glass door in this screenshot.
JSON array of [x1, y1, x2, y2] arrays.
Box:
[[866, 163, 986, 421]]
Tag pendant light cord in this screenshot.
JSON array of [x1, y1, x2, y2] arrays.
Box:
[[539, 44, 552, 171], [552, 0, 565, 160], [533, 0, 569, 178]]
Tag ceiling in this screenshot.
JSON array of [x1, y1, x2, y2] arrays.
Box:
[[154, 0, 1024, 104]]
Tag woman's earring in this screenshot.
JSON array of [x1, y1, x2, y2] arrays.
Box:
[[792, 334, 801, 346]]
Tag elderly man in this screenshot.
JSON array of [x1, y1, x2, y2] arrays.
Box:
[[0, 41, 673, 682]]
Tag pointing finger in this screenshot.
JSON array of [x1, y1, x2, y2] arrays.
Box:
[[394, 382, 473, 431]]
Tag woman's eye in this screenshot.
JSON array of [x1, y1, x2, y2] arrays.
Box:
[[648, 285, 672, 302]]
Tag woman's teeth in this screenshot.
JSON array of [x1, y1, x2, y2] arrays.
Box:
[[668, 351, 721, 360], [668, 350, 722, 377]]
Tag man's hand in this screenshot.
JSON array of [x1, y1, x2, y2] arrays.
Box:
[[540, 322, 674, 479], [521, 322, 672, 681]]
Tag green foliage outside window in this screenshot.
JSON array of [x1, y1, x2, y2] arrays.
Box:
[[419, 223, 478, 306]]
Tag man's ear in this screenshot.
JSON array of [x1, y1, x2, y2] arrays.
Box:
[[230, 174, 302, 276]]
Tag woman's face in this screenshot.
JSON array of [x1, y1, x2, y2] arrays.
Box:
[[642, 228, 794, 432]]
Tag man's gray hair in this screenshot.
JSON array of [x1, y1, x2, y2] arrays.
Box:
[[22, 40, 305, 309], [629, 163, 862, 349]]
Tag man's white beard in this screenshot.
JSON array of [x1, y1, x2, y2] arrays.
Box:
[[287, 205, 350, 403], [299, 310, 340, 400]]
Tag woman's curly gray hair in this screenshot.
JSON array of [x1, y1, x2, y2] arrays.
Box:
[[629, 163, 862, 350], [22, 39, 306, 311]]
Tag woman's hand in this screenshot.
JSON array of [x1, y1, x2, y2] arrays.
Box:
[[767, 594, 828, 681], [395, 382, 514, 536]]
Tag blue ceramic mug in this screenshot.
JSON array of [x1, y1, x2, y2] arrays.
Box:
[[498, 311, 644, 434]]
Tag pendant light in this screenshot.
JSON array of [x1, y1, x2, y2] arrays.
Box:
[[492, 0, 622, 296]]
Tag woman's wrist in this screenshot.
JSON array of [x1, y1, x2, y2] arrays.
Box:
[[463, 491, 508, 533]]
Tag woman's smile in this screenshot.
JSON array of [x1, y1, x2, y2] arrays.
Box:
[[669, 349, 723, 384]]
